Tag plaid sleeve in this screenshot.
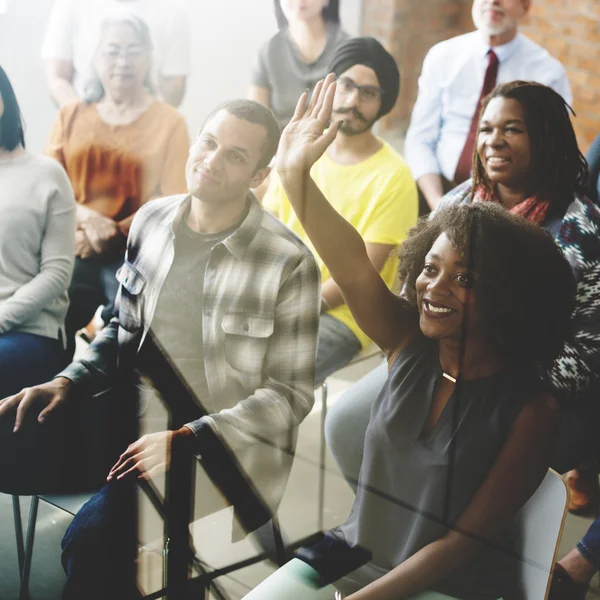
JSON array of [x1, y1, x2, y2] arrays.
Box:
[[186, 253, 321, 451], [57, 319, 120, 397]]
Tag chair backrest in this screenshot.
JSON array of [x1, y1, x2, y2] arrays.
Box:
[[513, 469, 569, 600]]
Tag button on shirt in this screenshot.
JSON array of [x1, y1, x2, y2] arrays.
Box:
[[404, 32, 572, 182], [60, 193, 320, 520]]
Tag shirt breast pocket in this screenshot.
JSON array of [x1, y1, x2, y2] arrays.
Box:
[[115, 261, 146, 333], [221, 313, 274, 373]]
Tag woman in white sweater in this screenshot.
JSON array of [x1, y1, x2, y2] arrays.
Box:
[[0, 66, 75, 399]]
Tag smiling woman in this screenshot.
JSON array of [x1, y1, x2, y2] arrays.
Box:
[[241, 74, 578, 600], [45, 12, 190, 358]]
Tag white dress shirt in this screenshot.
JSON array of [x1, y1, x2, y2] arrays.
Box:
[[41, 0, 191, 97], [404, 31, 572, 182]]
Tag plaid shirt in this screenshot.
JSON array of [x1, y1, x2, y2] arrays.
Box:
[[60, 193, 320, 516]]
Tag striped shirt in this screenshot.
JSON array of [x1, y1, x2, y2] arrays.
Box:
[[60, 193, 320, 517]]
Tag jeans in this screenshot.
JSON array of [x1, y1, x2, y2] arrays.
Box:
[[65, 256, 122, 359], [578, 517, 600, 571], [62, 479, 142, 600], [315, 314, 361, 385], [0, 331, 66, 398]]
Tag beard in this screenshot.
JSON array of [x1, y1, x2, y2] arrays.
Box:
[[472, 4, 519, 37], [332, 107, 376, 136]]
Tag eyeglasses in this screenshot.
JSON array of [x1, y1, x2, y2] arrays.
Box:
[[336, 77, 384, 102], [101, 46, 145, 63]]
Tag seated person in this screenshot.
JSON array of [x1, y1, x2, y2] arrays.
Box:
[[0, 98, 320, 600], [250, 0, 349, 130], [326, 81, 600, 497], [46, 13, 189, 357], [404, 0, 571, 212], [243, 75, 576, 599], [0, 66, 75, 406], [264, 37, 417, 384], [586, 132, 600, 205], [42, 0, 190, 107]]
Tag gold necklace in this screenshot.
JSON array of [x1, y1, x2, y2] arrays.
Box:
[[442, 372, 457, 383]]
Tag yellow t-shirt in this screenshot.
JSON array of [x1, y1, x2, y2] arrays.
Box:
[[264, 141, 418, 349]]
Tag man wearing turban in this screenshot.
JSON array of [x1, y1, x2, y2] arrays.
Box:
[[264, 37, 418, 383]]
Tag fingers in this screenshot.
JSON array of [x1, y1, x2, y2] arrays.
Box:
[[317, 78, 338, 124], [108, 451, 142, 481], [37, 396, 63, 424], [313, 120, 343, 159], [0, 391, 22, 418], [290, 90, 309, 124], [310, 73, 336, 120], [305, 78, 325, 117], [14, 389, 40, 432]]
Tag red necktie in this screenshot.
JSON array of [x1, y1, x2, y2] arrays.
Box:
[[454, 50, 499, 185]]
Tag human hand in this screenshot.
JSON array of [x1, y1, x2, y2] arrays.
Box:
[[276, 73, 342, 178], [75, 228, 97, 259], [79, 211, 124, 257], [0, 377, 74, 432], [107, 427, 194, 482]]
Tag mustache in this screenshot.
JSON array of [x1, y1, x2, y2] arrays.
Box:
[[333, 107, 367, 122]]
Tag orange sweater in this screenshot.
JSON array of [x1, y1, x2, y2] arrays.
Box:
[[47, 101, 189, 221]]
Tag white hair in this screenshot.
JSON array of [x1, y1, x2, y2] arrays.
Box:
[[83, 12, 155, 104]]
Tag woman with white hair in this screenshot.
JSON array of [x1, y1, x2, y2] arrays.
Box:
[[47, 13, 189, 357]]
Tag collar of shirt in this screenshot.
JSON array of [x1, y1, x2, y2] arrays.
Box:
[[162, 192, 263, 260], [474, 31, 523, 64]]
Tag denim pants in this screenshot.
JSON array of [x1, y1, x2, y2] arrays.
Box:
[[315, 314, 361, 385], [62, 478, 142, 600], [0, 331, 66, 398], [578, 517, 600, 570], [0, 331, 133, 494]]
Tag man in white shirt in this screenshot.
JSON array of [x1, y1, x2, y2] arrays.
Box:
[[404, 0, 572, 211], [41, 0, 191, 108]]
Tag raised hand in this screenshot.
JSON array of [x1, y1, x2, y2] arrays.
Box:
[[0, 377, 74, 432], [276, 73, 342, 177]]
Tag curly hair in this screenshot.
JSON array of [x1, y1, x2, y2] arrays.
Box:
[[398, 202, 576, 367], [472, 81, 589, 218]]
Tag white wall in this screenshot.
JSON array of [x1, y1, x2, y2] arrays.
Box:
[[0, 0, 362, 154]]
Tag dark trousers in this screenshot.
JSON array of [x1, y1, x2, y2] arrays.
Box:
[[61, 336, 274, 600], [65, 257, 122, 359], [61, 478, 143, 600]]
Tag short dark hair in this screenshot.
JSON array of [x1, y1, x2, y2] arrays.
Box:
[[398, 202, 576, 368], [274, 0, 340, 29], [203, 99, 281, 171], [0, 66, 25, 151], [472, 81, 589, 219]]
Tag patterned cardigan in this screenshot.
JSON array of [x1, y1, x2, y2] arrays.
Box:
[[439, 181, 600, 403]]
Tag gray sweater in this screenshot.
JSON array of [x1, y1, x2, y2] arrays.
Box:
[[0, 152, 75, 341]]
